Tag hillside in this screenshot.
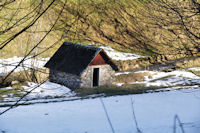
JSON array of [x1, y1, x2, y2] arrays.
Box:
[[0, 0, 199, 60], [0, 1, 200, 132]]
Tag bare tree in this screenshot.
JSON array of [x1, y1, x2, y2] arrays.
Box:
[[0, 0, 67, 114], [138, 0, 200, 57], [57, 0, 200, 59]]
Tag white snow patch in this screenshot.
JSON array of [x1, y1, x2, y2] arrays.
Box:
[[0, 56, 49, 75], [187, 67, 200, 71], [22, 81, 74, 100], [0, 89, 199, 133], [100, 46, 146, 60], [2, 87, 13, 90], [1, 82, 75, 102], [115, 71, 131, 76], [150, 85, 200, 92], [115, 83, 124, 86], [138, 70, 200, 81], [132, 70, 200, 87]]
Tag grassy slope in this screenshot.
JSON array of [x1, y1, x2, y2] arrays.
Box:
[[0, 0, 199, 59], [0, 0, 64, 58]]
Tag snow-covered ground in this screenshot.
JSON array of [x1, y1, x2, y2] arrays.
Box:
[[115, 71, 131, 76], [23, 82, 75, 99], [100, 46, 146, 60], [187, 67, 200, 71], [1, 81, 75, 102], [0, 56, 49, 75], [0, 89, 199, 133], [115, 70, 200, 87]]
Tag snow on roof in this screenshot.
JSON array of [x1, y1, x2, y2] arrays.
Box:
[[99, 46, 146, 60]]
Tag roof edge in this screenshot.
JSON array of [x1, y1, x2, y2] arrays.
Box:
[[79, 48, 102, 75], [80, 49, 118, 75], [63, 41, 101, 51]]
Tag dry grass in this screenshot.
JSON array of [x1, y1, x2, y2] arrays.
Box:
[[176, 57, 200, 69], [0, 68, 49, 88], [115, 72, 151, 83], [149, 75, 175, 82], [76, 84, 161, 97], [113, 58, 150, 71], [187, 70, 200, 77]]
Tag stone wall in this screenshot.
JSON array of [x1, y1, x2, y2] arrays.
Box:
[[49, 69, 81, 89], [80, 64, 115, 88], [49, 65, 115, 89]]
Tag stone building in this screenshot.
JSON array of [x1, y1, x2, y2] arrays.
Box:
[[45, 42, 118, 89]]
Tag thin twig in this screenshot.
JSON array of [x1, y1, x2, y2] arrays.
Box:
[[0, 81, 46, 115], [1, 0, 66, 84], [99, 97, 115, 133], [131, 97, 142, 133], [0, 0, 56, 50], [173, 114, 185, 133]]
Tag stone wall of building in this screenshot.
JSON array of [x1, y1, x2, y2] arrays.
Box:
[[49, 65, 115, 89], [80, 64, 115, 88], [49, 69, 81, 89]]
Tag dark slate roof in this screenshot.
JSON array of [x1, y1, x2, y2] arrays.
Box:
[[45, 42, 117, 75]]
